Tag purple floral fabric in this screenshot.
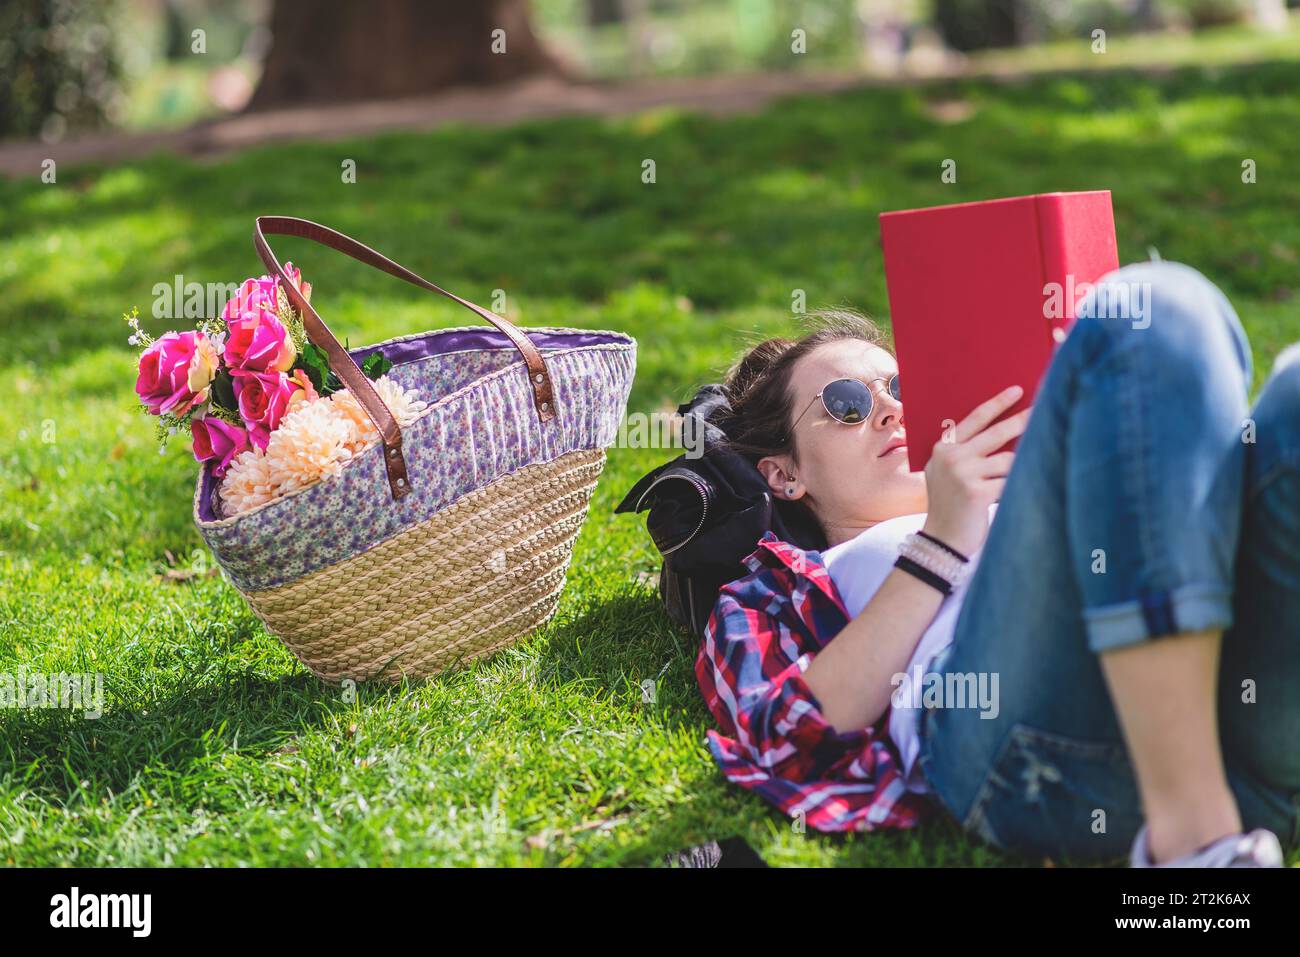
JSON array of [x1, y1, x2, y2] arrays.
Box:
[[193, 327, 637, 593]]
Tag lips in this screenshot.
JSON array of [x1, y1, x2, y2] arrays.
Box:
[[878, 437, 908, 457]]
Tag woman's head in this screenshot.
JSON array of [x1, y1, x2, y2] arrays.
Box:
[[720, 310, 927, 547]]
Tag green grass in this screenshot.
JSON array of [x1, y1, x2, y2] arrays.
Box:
[[2, 57, 1299, 866], [966, 16, 1300, 75]]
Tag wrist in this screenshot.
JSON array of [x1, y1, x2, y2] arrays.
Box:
[[920, 519, 979, 557], [914, 528, 970, 564], [895, 532, 971, 597]]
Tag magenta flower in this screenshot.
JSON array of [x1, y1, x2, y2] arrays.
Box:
[[231, 368, 300, 451], [282, 261, 312, 303], [221, 276, 278, 321], [222, 277, 296, 373], [135, 330, 219, 417], [191, 416, 251, 478]]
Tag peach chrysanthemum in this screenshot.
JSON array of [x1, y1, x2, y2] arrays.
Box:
[[328, 375, 428, 452], [217, 374, 426, 517]]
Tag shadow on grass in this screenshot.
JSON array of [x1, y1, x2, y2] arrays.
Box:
[[0, 670, 341, 804], [526, 585, 1013, 865], [535, 584, 705, 731], [527, 583, 1140, 867]]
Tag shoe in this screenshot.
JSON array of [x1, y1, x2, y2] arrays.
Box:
[[664, 837, 767, 868], [1129, 824, 1284, 868]]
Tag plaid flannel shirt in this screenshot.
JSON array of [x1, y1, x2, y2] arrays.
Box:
[[694, 531, 932, 832]]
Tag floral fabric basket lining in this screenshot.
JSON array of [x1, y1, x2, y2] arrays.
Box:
[[193, 217, 636, 682]]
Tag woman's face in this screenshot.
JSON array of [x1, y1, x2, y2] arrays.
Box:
[[758, 338, 927, 546]]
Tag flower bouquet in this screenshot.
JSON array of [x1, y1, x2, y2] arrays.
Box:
[[120, 214, 637, 683], [127, 264, 427, 518]]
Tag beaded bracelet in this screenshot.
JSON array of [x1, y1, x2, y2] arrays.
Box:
[[894, 531, 971, 596], [915, 529, 971, 564]]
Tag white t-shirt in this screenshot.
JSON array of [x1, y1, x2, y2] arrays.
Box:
[[820, 505, 997, 793]]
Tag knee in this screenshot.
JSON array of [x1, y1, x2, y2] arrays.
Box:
[[1072, 260, 1252, 387], [1250, 344, 1300, 446]]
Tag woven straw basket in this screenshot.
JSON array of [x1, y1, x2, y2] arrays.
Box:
[[193, 218, 636, 683]]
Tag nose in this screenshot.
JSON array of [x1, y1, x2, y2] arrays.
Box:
[[871, 381, 903, 431]]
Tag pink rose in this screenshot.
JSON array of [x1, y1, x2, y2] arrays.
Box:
[[282, 261, 312, 303], [231, 368, 299, 451], [222, 277, 296, 373], [191, 416, 250, 478], [221, 276, 278, 325], [135, 330, 219, 417]]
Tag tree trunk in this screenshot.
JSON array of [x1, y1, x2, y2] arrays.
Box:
[[587, 0, 623, 26], [932, 0, 1023, 52], [248, 0, 566, 111]]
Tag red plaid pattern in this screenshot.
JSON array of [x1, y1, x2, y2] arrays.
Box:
[[694, 532, 932, 831]]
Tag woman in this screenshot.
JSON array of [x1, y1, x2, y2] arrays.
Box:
[[695, 260, 1299, 866]]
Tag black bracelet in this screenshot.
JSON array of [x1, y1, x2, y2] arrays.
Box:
[[894, 555, 953, 597], [915, 530, 970, 564]]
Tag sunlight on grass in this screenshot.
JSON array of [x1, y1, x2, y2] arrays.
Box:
[[2, 57, 1298, 866]]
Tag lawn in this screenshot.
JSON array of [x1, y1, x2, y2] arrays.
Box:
[[2, 57, 1299, 867]]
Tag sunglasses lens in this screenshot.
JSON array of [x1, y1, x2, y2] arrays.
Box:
[[889, 374, 901, 402], [821, 379, 873, 423]]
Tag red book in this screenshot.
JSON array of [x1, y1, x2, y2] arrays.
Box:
[[880, 190, 1119, 471]]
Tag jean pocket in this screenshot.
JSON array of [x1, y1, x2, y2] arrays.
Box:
[[964, 723, 1143, 863]]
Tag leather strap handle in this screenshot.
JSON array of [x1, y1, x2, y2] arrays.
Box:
[[253, 216, 557, 501]]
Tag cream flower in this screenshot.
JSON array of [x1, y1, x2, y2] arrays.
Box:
[[328, 376, 428, 452], [217, 375, 427, 517]]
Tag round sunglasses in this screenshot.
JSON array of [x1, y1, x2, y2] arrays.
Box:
[[789, 374, 901, 435]]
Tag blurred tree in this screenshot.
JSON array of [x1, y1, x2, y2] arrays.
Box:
[[932, 0, 1023, 50], [0, 0, 122, 139], [248, 0, 567, 110], [1174, 0, 1251, 27], [162, 0, 189, 61], [588, 0, 625, 25], [1131, 0, 1159, 28]]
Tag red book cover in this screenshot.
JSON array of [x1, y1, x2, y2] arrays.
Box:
[[880, 190, 1119, 471]]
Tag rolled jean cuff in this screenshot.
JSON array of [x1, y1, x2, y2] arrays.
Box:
[[1083, 584, 1235, 653]]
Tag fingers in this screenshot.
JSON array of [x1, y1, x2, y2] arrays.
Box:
[[954, 385, 1023, 443], [977, 451, 1016, 478], [979, 477, 1007, 502], [966, 407, 1031, 455]]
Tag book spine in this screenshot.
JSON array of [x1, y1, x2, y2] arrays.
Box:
[[1035, 192, 1120, 343], [1035, 194, 1076, 345]]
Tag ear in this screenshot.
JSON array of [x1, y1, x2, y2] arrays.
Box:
[[757, 454, 801, 500]]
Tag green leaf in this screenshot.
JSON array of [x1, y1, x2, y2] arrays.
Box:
[[361, 351, 393, 380], [210, 367, 238, 413], [298, 343, 333, 395]]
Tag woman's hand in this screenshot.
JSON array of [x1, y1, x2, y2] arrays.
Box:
[[804, 385, 1030, 732], [921, 384, 1030, 556]]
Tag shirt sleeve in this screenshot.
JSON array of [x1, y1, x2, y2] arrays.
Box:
[[695, 580, 866, 776]]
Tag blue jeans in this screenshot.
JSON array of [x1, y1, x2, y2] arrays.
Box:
[[917, 260, 1300, 862]]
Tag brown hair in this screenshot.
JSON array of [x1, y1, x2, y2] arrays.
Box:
[[716, 309, 890, 535], [719, 308, 890, 466]]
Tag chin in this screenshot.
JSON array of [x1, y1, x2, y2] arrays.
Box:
[[887, 470, 928, 513]]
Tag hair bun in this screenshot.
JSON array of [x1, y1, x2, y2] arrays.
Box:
[[723, 337, 794, 406]]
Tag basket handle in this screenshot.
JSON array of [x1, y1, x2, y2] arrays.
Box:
[[253, 216, 557, 502]]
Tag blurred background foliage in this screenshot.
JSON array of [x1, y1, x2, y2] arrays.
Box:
[[1, 0, 1298, 141], [2, 0, 1299, 868], [1, 0, 124, 139]]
